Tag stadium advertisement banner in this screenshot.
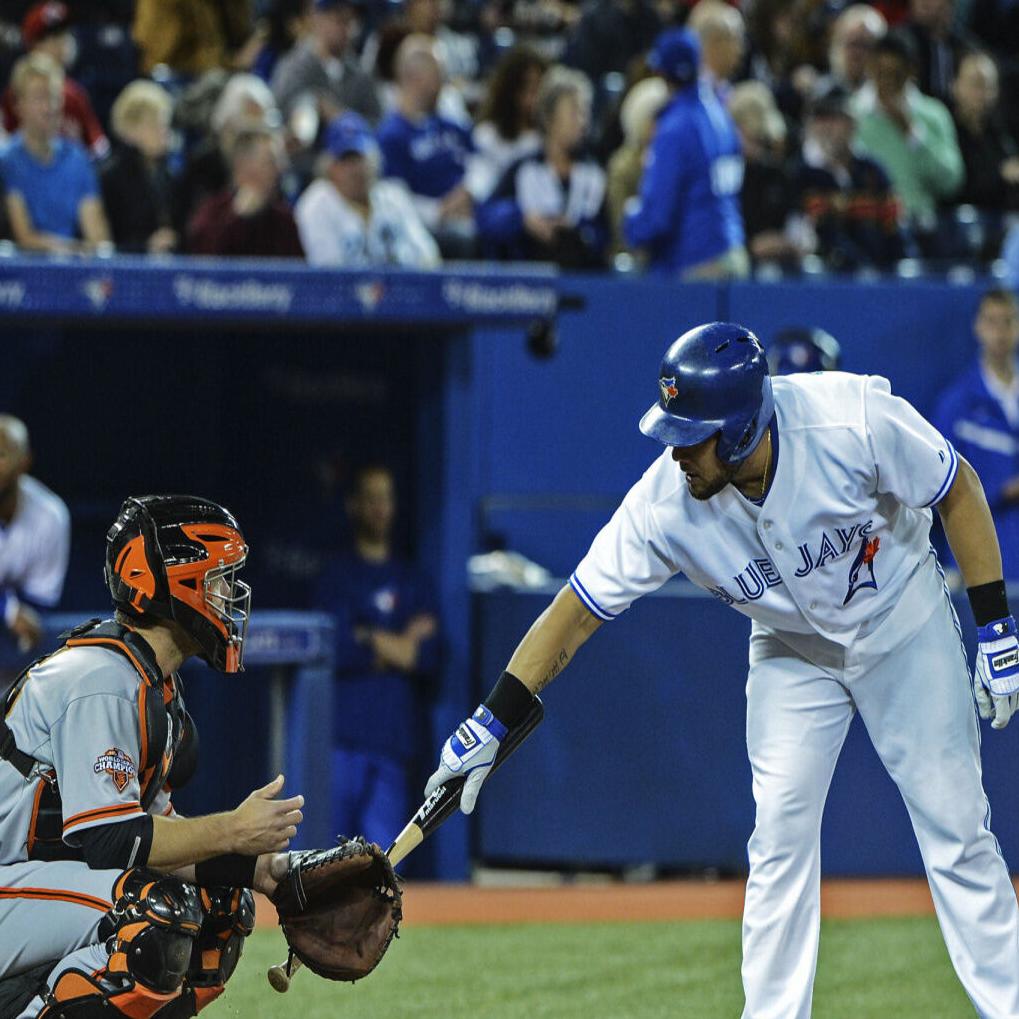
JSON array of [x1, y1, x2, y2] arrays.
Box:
[[0, 257, 559, 325]]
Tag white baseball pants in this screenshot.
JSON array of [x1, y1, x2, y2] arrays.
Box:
[[741, 594, 1019, 1019]]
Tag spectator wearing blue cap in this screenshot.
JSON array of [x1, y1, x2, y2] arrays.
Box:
[[271, 0, 382, 128], [623, 28, 748, 279], [295, 112, 440, 266]]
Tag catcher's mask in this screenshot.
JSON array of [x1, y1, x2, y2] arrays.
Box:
[[106, 495, 251, 673]]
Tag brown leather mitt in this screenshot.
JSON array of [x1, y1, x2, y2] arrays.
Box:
[[270, 836, 403, 981]]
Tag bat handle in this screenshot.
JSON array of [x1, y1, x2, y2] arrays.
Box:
[[268, 951, 302, 992], [386, 818, 425, 867]]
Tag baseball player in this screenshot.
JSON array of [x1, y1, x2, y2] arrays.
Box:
[[428, 321, 1019, 1019], [0, 495, 304, 1018]]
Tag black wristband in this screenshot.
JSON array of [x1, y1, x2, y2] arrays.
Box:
[[483, 671, 534, 728], [967, 580, 1010, 627], [194, 853, 258, 889]]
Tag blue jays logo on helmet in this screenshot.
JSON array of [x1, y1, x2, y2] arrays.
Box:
[[640, 322, 774, 464]]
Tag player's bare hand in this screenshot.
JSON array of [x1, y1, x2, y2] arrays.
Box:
[[229, 774, 304, 854], [10, 604, 43, 652]]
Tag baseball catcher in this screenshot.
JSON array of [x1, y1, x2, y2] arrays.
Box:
[[0, 494, 401, 1018]]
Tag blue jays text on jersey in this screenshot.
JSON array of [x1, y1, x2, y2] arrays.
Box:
[[707, 520, 878, 607]]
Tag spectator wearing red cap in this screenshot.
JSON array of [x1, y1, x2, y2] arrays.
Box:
[[1, 2, 109, 159]]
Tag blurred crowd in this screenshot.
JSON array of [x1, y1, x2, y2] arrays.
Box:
[[0, 0, 1016, 275]]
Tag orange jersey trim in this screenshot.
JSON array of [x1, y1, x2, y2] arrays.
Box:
[[63, 801, 143, 833], [0, 886, 111, 912]]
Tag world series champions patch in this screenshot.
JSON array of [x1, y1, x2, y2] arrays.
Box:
[[94, 747, 137, 792]]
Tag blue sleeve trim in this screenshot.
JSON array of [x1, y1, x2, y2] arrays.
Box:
[[569, 573, 616, 622], [925, 441, 959, 507]]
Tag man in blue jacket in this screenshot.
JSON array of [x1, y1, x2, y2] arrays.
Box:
[[623, 28, 748, 279], [313, 464, 440, 846], [934, 288, 1019, 579]]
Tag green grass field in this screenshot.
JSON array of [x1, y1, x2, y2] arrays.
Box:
[[209, 918, 975, 1018]]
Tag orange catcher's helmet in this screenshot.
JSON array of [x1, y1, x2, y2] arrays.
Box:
[[105, 495, 251, 673]]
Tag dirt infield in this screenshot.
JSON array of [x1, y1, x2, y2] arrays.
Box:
[[255, 876, 1019, 929]]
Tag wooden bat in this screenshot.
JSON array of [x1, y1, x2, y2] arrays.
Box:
[[268, 697, 544, 992]]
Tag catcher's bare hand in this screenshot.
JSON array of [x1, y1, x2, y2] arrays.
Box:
[[229, 774, 304, 855]]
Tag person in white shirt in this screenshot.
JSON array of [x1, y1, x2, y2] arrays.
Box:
[[426, 322, 1019, 1019], [295, 111, 440, 267], [0, 415, 69, 656]]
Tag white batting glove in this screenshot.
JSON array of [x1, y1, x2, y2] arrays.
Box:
[[425, 705, 508, 815], [974, 616, 1019, 730]]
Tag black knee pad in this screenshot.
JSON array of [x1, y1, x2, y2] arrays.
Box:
[[187, 886, 256, 1007], [105, 868, 205, 994], [37, 872, 205, 1019]]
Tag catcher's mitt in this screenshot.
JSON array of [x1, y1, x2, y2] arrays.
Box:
[[270, 836, 403, 981]]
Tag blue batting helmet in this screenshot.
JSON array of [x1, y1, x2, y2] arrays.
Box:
[[768, 327, 841, 375], [639, 321, 774, 463]]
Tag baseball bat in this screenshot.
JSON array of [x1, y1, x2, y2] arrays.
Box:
[[268, 697, 544, 992]]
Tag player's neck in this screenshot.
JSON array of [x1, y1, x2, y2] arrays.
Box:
[[130, 621, 193, 678], [730, 430, 772, 500]]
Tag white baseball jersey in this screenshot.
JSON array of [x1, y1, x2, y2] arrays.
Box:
[[0, 646, 172, 865], [571, 372, 957, 646], [294, 177, 440, 269], [0, 475, 70, 625]]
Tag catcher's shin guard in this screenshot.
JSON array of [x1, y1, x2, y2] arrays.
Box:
[[184, 886, 256, 1012], [38, 869, 203, 1018]]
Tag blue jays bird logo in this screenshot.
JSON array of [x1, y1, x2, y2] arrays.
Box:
[[659, 376, 679, 404], [843, 536, 881, 605]]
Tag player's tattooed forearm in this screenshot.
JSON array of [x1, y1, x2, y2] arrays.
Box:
[[538, 649, 569, 690]]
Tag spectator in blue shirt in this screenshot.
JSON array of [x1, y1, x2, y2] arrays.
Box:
[[933, 288, 1019, 579], [377, 34, 478, 255], [0, 52, 109, 253], [623, 28, 748, 279], [312, 464, 440, 846]]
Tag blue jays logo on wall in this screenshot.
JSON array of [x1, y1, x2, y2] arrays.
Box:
[[844, 536, 881, 605], [659, 376, 678, 404]]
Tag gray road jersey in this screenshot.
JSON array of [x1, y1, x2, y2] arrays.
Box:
[[0, 645, 172, 865]]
